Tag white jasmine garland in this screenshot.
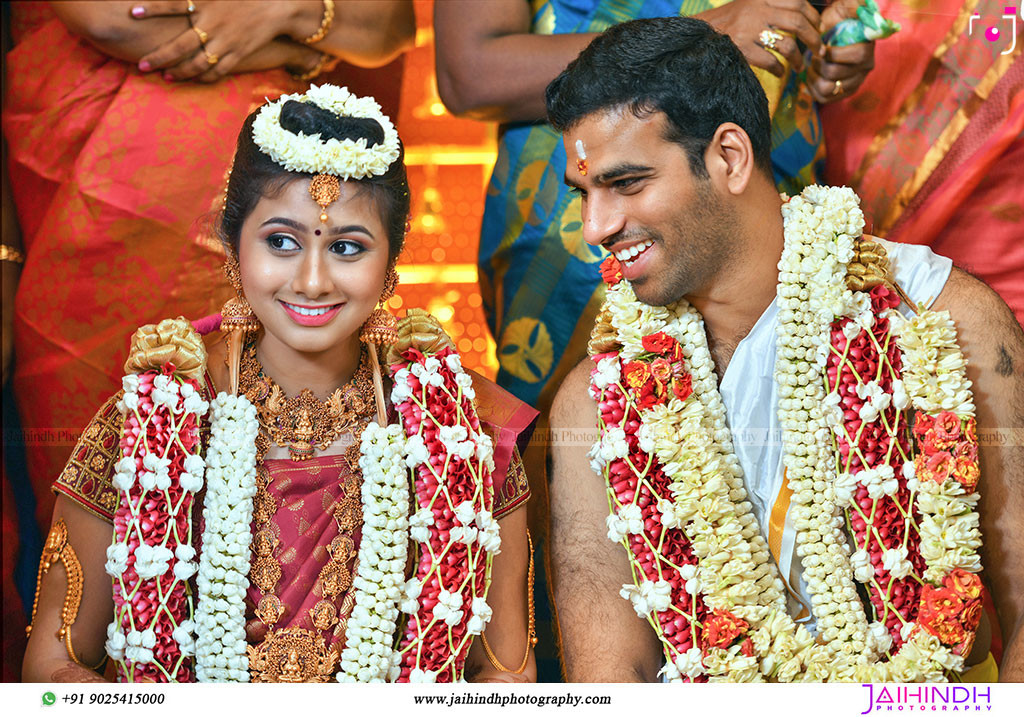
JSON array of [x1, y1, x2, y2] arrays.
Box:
[[252, 85, 401, 179], [589, 185, 982, 682], [338, 422, 410, 683], [194, 393, 258, 683]]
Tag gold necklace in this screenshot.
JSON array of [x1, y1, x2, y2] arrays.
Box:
[[239, 338, 374, 461], [237, 337, 374, 682]]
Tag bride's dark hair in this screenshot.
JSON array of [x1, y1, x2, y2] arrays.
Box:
[[219, 99, 409, 259]]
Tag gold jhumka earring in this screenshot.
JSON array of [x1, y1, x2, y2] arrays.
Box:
[[221, 253, 260, 394], [359, 266, 399, 424]]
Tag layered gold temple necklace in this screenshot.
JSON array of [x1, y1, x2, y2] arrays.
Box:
[[237, 336, 375, 682], [239, 337, 374, 462]]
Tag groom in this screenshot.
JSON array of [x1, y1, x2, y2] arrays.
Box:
[[546, 17, 1024, 682]]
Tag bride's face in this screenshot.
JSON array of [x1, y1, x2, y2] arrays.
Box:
[[238, 178, 390, 356]]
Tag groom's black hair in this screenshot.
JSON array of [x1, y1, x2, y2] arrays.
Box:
[[545, 16, 773, 179]]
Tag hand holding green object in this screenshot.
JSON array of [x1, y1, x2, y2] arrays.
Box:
[[824, 0, 901, 47]]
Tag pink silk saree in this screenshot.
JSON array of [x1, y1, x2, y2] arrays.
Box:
[[821, 0, 1024, 324]]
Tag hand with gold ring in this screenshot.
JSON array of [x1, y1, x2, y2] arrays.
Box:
[[130, 0, 306, 82], [696, 0, 822, 77], [757, 28, 784, 52], [806, 0, 876, 104]]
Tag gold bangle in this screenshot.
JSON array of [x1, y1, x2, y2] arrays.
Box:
[[1, 244, 25, 264], [292, 52, 330, 82], [301, 0, 334, 45], [479, 529, 537, 674]]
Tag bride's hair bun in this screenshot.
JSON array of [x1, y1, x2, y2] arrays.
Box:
[[279, 99, 386, 147]]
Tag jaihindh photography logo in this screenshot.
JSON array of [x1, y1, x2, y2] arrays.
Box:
[[860, 684, 994, 713]]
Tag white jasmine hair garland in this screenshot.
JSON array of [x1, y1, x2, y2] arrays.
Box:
[[252, 84, 400, 179], [193, 393, 259, 682], [588, 185, 983, 681]]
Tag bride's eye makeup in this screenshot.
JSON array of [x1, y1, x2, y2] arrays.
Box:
[[266, 233, 299, 252]]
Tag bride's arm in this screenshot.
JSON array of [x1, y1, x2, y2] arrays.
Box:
[[465, 505, 536, 683], [22, 497, 116, 683]]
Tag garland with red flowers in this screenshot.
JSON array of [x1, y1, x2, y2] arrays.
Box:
[[588, 185, 984, 681], [389, 347, 499, 683], [336, 345, 498, 683], [105, 365, 208, 682]]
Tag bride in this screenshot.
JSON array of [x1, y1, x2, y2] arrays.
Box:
[[22, 85, 537, 684]]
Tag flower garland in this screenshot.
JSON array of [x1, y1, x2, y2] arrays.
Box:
[[387, 347, 499, 683], [113, 325, 497, 682], [106, 367, 208, 682], [252, 84, 401, 179], [589, 185, 983, 681], [337, 421, 410, 682], [193, 393, 259, 682]]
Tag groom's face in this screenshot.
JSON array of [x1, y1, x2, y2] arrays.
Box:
[[562, 106, 736, 306]]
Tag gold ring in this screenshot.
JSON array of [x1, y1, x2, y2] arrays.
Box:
[[832, 79, 843, 96], [203, 48, 219, 66], [191, 25, 209, 45], [758, 29, 784, 51], [186, 1, 196, 13]]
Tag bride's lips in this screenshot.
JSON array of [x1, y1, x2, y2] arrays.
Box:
[[279, 300, 344, 326]]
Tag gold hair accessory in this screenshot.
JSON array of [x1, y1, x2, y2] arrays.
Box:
[[309, 174, 341, 224], [1, 244, 25, 264], [301, 0, 335, 45], [480, 529, 537, 674], [27, 519, 104, 670]]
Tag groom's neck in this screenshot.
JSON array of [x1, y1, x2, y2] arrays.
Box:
[[688, 186, 784, 377]]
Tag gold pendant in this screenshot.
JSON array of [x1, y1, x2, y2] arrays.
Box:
[[247, 626, 338, 683]]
